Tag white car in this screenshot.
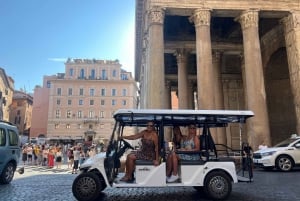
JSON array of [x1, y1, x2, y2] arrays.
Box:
[[253, 134, 300, 171]]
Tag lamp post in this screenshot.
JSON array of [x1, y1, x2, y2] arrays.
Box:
[[0, 91, 6, 121]]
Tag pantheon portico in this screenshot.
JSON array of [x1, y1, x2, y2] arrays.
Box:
[[134, 0, 300, 149]]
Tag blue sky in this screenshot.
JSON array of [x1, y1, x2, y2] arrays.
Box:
[[0, 0, 135, 93]]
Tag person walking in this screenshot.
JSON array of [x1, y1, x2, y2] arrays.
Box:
[[55, 148, 63, 169], [72, 147, 80, 174]]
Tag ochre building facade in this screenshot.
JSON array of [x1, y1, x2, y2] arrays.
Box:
[[134, 0, 300, 149]]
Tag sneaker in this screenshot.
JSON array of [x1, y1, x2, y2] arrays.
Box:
[[167, 174, 179, 182]]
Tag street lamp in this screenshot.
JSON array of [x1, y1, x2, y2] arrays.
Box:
[[0, 91, 7, 120]]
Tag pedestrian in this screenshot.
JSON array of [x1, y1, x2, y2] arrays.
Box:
[[72, 147, 80, 174], [242, 142, 253, 171], [27, 145, 33, 165], [42, 145, 48, 166], [67, 148, 74, 169], [48, 147, 55, 168], [55, 148, 63, 169], [22, 145, 28, 165]]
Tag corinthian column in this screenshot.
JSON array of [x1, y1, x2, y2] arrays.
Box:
[[236, 10, 271, 149], [281, 12, 300, 134], [175, 49, 189, 109], [147, 7, 165, 109], [212, 51, 226, 144], [190, 9, 215, 109]]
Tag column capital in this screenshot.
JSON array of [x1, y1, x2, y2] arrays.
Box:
[[174, 49, 189, 64], [148, 7, 165, 25], [236, 10, 259, 30], [281, 12, 300, 34], [189, 9, 211, 27]]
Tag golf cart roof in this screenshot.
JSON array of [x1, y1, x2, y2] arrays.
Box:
[[113, 109, 254, 127]]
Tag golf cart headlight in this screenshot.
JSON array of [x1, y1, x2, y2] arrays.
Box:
[[261, 151, 276, 157]]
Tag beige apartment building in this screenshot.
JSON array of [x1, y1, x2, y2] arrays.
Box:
[[31, 59, 138, 145], [9, 90, 33, 141], [0, 67, 14, 122], [135, 0, 300, 149]]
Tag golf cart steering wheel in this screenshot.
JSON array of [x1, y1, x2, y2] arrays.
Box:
[[121, 139, 134, 150]]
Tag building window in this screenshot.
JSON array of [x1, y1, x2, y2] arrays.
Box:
[[101, 69, 107, 80], [122, 89, 127, 96], [57, 88, 62, 96], [89, 111, 94, 118], [55, 124, 59, 129], [68, 88, 73, 96], [69, 68, 74, 76], [78, 111, 82, 118], [90, 88, 95, 96], [112, 89, 116, 96], [47, 81, 51, 88], [112, 99, 116, 106], [90, 69, 95, 79], [101, 88, 106, 96], [122, 100, 126, 106], [100, 99, 105, 105], [79, 88, 84, 96], [121, 74, 128, 80], [55, 110, 60, 118], [78, 124, 82, 129], [67, 110, 72, 118], [90, 99, 94, 105], [100, 111, 104, 118], [66, 124, 70, 129], [80, 69, 85, 79], [68, 100, 72, 105], [57, 99, 61, 105], [112, 70, 117, 77], [79, 99, 83, 105]]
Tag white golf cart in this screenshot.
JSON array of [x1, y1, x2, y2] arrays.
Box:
[[72, 109, 254, 201]]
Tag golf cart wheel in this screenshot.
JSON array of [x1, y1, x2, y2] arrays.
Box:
[[72, 172, 105, 201], [204, 171, 232, 200], [276, 155, 294, 172], [0, 162, 15, 184]]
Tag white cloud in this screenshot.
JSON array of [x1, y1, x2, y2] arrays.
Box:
[[48, 58, 67, 62]]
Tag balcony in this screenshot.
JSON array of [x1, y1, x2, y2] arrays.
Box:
[[83, 117, 100, 124]]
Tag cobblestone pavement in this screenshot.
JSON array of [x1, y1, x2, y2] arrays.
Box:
[[0, 166, 299, 201]]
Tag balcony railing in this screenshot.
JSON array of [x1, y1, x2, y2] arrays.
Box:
[[83, 117, 100, 124]]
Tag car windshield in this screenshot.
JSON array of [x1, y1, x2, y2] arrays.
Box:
[[274, 138, 299, 147]]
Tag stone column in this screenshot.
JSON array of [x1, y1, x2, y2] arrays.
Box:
[[212, 51, 226, 145], [175, 49, 189, 109], [281, 12, 300, 134], [236, 10, 271, 149], [190, 9, 215, 109], [147, 7, 165, 109]]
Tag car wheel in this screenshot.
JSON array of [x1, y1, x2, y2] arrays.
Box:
[[276, 155, 294, 172], [0, 162, 16, 184], [72, 172, 105, 201], [204, 171, 232, 200]]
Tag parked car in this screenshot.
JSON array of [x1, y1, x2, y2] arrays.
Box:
[[72, 109, 254, 201], [253, 134, 300, 171], [0, 121, 21, 184]]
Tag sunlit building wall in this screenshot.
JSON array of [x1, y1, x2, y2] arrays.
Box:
[[32, 59, 138, 144]]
